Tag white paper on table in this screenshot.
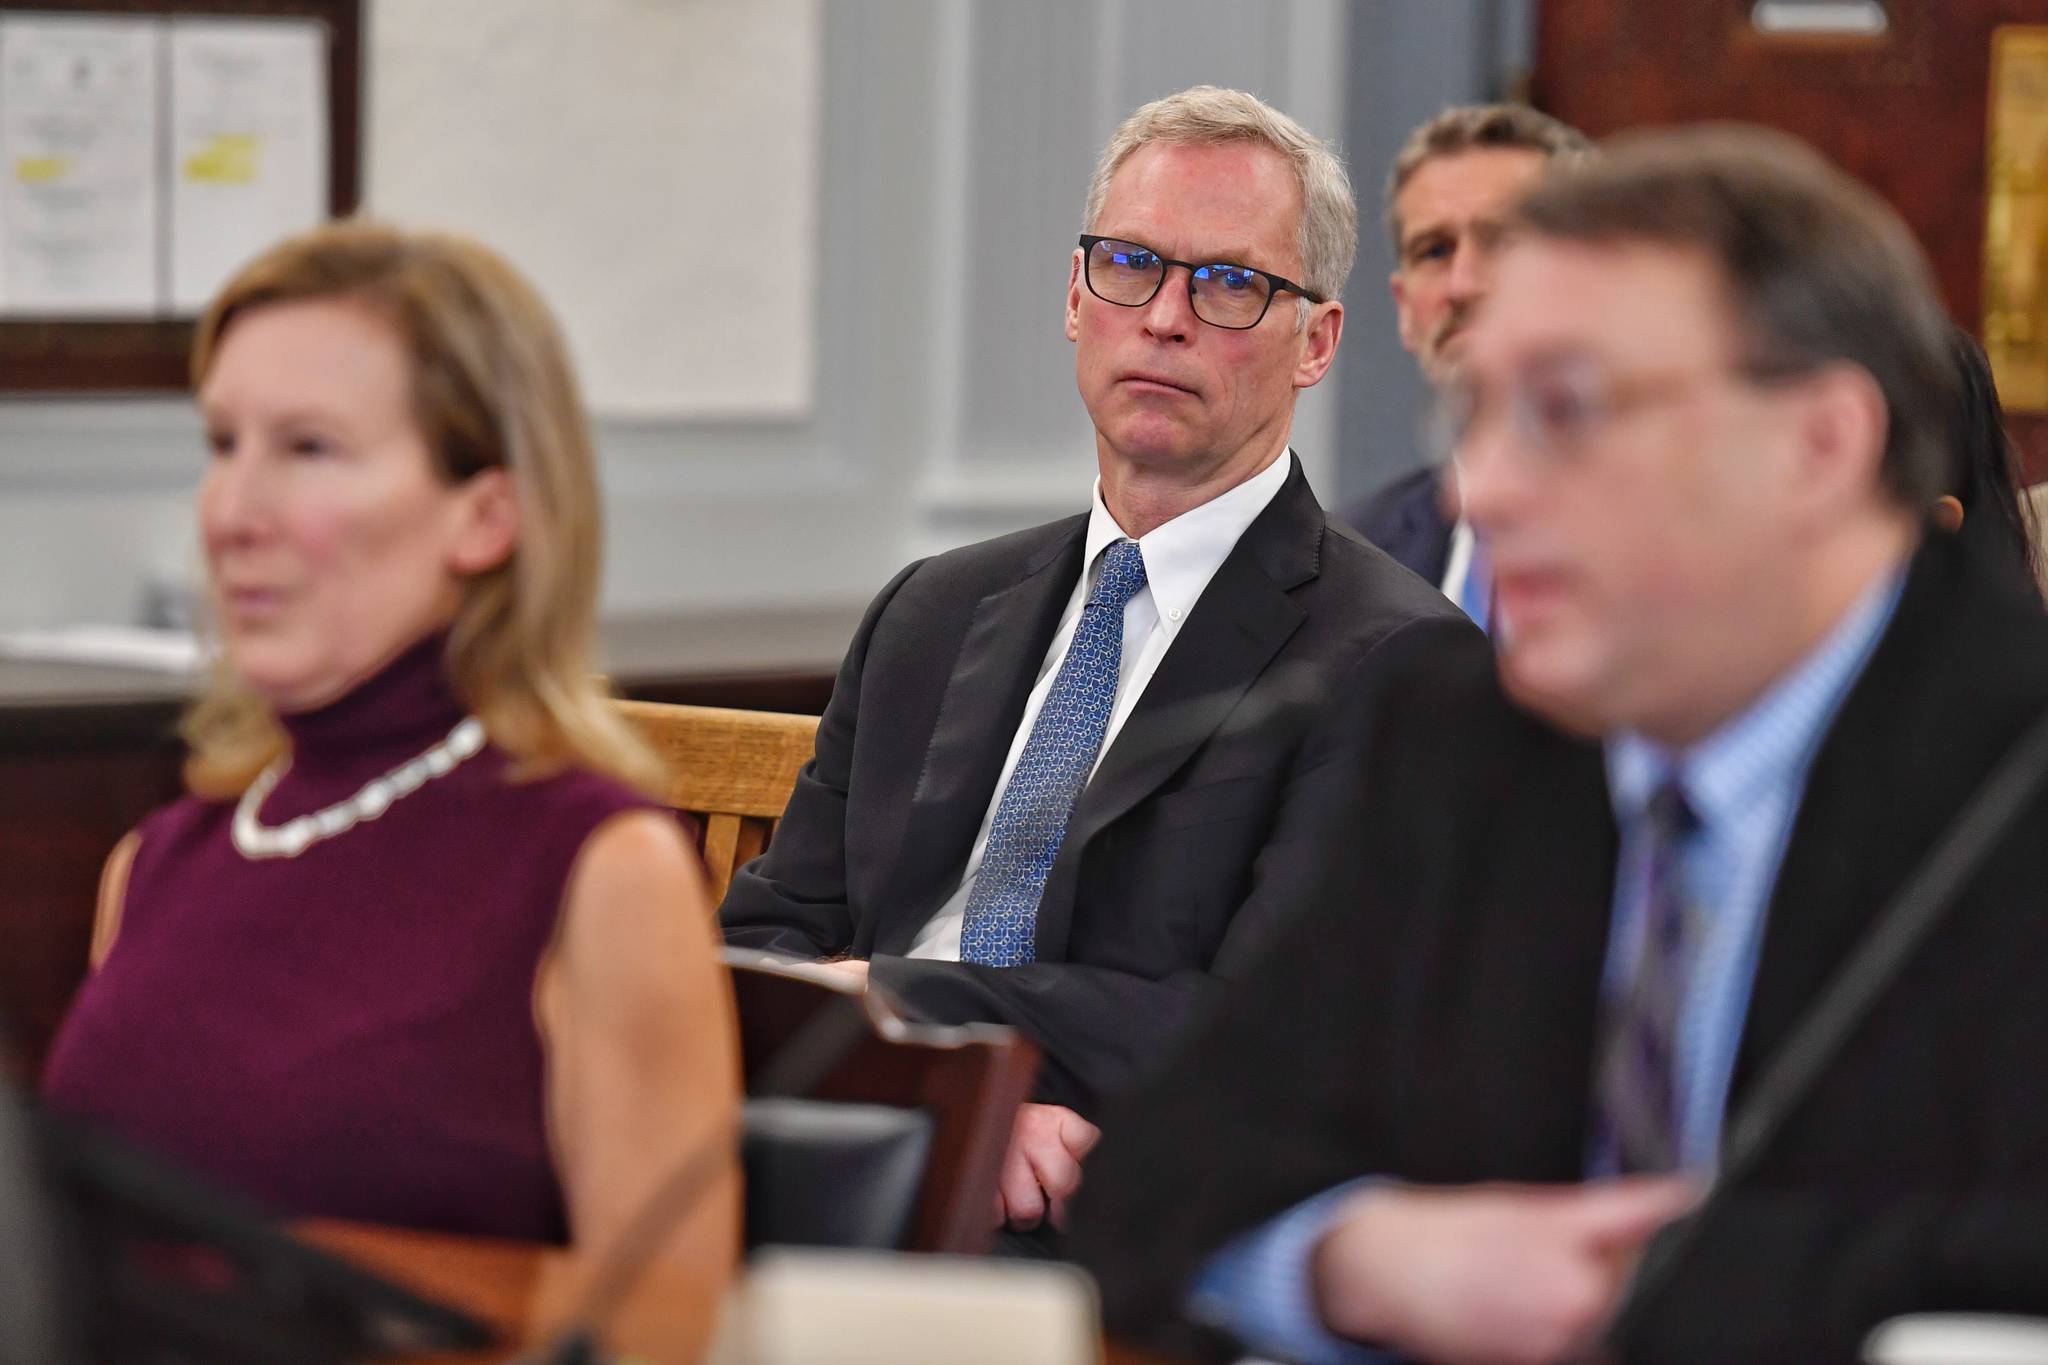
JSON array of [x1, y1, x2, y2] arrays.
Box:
[[167, 16, 327, 314], [0, 14, 164, 317], [0, 625, 204, 674]]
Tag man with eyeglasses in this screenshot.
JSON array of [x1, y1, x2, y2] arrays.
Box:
[[1078, 126, 2048, 1361], [721, 86, 1479, 1239], [1343, 105, 1590, 632]]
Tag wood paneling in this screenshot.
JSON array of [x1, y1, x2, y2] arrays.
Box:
[[1531, 0, 2048, 477], [0, 716, 186, 1079]]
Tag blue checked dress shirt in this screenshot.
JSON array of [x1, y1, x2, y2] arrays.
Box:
[[1188, 565, 1907, 1364], [958, 538, 1148, 967]]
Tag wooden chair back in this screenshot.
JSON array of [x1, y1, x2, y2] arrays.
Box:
[[723, 955, 1040, 1255], [616, 700, 819, 903]]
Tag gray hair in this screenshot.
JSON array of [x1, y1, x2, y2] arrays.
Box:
[[1082, 85, 1356, 325], [1385, 103, 1592, 252]]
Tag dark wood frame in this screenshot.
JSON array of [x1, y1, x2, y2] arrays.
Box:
[[0, 0, 362, 392], [727, 962, 1041, 1256]]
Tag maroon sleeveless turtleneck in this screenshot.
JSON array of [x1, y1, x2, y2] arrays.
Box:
[[41, 634, 657, 1242]]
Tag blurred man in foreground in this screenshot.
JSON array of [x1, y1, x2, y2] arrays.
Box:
[[1079, 125, 2048, 1362]]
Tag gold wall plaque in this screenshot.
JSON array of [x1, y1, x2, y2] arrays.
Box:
[[1985, 26, 2048, 413]]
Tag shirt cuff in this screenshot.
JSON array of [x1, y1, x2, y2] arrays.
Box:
[[1183, 1178, 1393, 1365]]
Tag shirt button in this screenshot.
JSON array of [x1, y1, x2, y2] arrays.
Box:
[[1168, 607, 1183, 622]]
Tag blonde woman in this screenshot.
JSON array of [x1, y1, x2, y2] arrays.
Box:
[[42, 223, 739, 1275]]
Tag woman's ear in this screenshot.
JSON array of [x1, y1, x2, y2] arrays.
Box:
[[448, 468, 520, 575]]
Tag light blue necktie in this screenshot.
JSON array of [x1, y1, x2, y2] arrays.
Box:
[[959, 539, 1148, 967]]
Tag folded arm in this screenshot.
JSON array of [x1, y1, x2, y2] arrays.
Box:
[[872, 615, 1490, 1114]]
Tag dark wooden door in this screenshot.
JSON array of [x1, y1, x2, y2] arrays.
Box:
[[1532, 0, 2048, 475]]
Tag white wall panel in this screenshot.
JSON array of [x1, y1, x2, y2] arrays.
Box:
[[0, 1, 1356, 632], [365, 0, 820, 420]]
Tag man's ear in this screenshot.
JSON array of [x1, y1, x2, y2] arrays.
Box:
[[1294, 300, 1344, 390], [1390, 269, 1420, 355], [1065, 250, 1085, 342], [1794, 362, 1890, 512], [448, 468, 520, 576]]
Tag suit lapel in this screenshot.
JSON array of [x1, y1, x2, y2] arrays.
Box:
[[1031, 460, 1322, 961], [870, 523, 1086, 956], [1731, 537, 2048, 1102]]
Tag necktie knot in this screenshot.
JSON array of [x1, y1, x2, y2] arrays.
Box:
[[1090, 540, 1148, 613], [1645, 777, 1697, 844]]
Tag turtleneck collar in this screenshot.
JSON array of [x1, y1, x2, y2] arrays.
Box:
[[275, 631, 469, 776]]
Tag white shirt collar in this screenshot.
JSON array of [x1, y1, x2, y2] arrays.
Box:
[[1082, 448, 1295, 635]]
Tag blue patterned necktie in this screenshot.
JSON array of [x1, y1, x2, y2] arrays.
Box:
[[959, 539, 1148, 967], [1595, 779, 1699, 1173]]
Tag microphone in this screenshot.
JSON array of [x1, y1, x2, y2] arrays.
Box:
[[0, 1066, 74, 1365], [524, 982, 877, 1364], [1609, 703, 2048, 1344]]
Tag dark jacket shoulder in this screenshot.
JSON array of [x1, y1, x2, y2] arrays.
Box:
[[1339, 464, 1454, 584]]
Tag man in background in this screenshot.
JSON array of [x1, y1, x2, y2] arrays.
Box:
[[1345, 104, 1589, 628], [1080, 125, 2048, 1361], [722, 86, 1478, 1237]]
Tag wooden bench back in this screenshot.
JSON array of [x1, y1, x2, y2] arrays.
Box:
[[616, 700, 819, 902]]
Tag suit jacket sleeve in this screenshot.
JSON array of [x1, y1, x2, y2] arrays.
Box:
[[872, 613, 1491, 1118], [1615, 1193, 2048, 1364], [718, 559, 925, 957], [1069, 619, 1501, 1350]]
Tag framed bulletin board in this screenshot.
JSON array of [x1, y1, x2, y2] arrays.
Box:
[[0, 0, 360, 392]]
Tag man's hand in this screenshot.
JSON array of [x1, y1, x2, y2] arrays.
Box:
[[810, 957, 870, 991], [992, 1103, 1102, 1232], [1311, 1177, 1702, 1365]]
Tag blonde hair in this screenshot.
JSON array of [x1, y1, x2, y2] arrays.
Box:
[[182, 220, 663, 798], [1081, 85, 1356, 324]]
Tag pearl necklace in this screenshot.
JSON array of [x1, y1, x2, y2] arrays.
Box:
[[231, 716, 487, 860]]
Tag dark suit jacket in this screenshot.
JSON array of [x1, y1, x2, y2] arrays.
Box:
[[1339, 464, 1452, 584], [720, 457, 1483, 1114], [1075, 530, 2048, 1363]]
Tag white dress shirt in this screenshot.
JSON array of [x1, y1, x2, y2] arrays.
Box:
[[1439, 517, 1477, 603], [905, 448, 1295, 961]]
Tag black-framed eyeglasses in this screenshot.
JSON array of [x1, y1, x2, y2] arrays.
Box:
[[1428, 354, 1816, 466], [1078, 234, 1325, 330]]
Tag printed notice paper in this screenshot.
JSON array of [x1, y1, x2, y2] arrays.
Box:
[[0, 15, 163, 316], [168, 18, 327, 313]]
